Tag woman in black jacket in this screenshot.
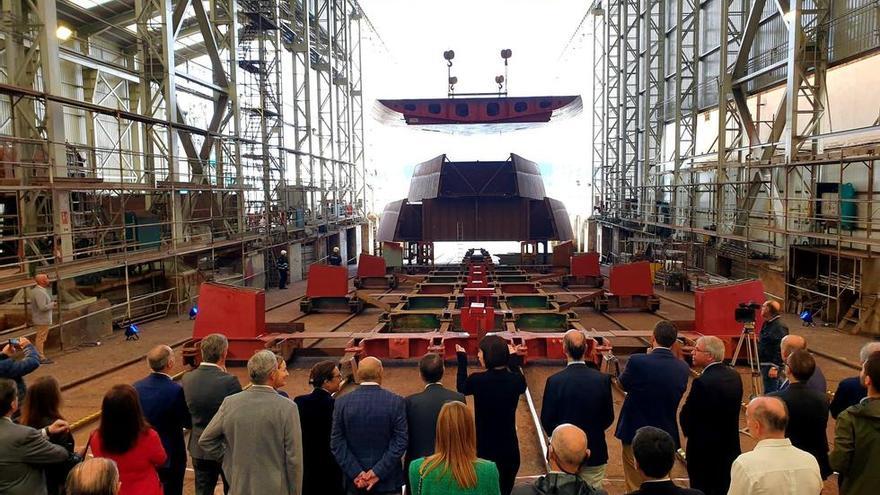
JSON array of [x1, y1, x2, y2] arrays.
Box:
[[20, 376, 74, 495], [293, 360, 345, 495], [457, 335, 527, 495]]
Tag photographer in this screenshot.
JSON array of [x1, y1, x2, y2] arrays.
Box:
[[758, 300, 789, 394], [0, 337, 41, 408]]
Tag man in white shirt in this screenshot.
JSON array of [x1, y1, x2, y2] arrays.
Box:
[[28, 274, 55, 363], [728, 396, 823, 495]]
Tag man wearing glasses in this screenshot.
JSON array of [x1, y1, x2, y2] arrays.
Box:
[[679, 336, 744, 495]]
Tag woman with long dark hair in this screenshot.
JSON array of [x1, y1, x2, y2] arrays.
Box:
[[409, 401, 500, 494], [21, 376, 74, 495], [456, 336, 526, 495], [89, 384, 166, 495]]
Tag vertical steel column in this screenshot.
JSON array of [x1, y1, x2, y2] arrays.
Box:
[[641, 0, 665, 223], [291, 0, 315, 218], [604, 0, 622, 217], [314, 0, 337, 221], [349, 5, 366, 217], [590, 2, 605, 214], [333, 0, 353, 212], [620, 0, 641, 218], [672, 0, 699, 228]]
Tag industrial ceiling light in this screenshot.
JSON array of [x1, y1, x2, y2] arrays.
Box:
[[56, 25, 73, 41], [124, 323, 140, 341]]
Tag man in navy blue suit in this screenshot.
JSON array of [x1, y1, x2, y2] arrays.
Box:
[[830, 341, 880, 418], [541, 330, 614, 490], [134, 345, 192, 495], [615, 321, 690, 493], [331, 356, 407, 495]]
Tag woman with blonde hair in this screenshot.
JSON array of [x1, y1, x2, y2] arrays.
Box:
[[409, 401, 500, 495]]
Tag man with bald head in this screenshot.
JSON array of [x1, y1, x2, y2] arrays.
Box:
[[512, 424, 605, 495], [134, 345, 191, 495], [540, 330, 614, 489], [29, 274, 55, 362], [758, 300, 789, 393], [777, 334, 827, 394], [331, 356, 408, 494], [728, 397, 822, 495], [830, 341, 880, 418]]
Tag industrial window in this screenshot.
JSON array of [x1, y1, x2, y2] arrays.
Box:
[[428, 103, 442, 114], [404, 103, 417, 111], [539, 100, 552, 109], [514, 101, 528, 112], [486, 102, 500, 116], [455, 103, 469, 117]]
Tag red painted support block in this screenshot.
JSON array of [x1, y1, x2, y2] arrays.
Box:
[[306, 264, 349, 298], [695, 280, 765, 337], [460, 303, 495, 339], [194, 283, 265, 339], [571, 252, 601, 277], [553, 241, 574, 267], [357, 253, 387, 278], [609, 262, 654, 296], [463, 287, 496, 306]]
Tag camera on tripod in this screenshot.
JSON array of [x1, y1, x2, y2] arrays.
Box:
[[735, 302, 762, 324]]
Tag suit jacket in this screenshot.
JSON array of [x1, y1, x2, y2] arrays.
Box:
[[181, 363, 242, 460], [404, 383, 465, 468], [331, 384, 408, 493], [0, 418, 71, 495], [625, 480, 704, 495], [679, 362, 742, 494], [615, 348, 690, 446], [769, 382, 832, 478], [779, 364, 827, 396], [830, 376, 866, 419], [200, 385, 303, 495], [134, 373, 192, 470], [540, 363, 614, 466], [294, 388, 344, 495]]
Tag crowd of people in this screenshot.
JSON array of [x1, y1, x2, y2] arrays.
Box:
[[1, 299, 880, 495]]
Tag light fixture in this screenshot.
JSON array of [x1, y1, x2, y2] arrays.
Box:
[[125, 323, 140, 340], [799, 310, 814, 327], [189, 306, 199, 320], [56, 25, 73, 41]]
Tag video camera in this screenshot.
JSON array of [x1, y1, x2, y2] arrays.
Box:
[[735, 302, 762, 324]]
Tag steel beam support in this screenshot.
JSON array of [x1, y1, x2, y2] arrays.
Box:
[[640, 0, 665, 223], [590, 2, 605, 215], [671, 0, 699, 228], [620, 0, 640, 219]]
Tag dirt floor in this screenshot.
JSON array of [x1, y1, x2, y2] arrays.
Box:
[[30, 278, 863, 494]]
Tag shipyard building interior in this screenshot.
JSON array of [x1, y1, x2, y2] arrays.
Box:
[[0, 0, 878, 494]]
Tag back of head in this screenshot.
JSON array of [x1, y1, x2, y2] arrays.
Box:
[[764, 300, 781, 316], [863, 352, 880, 392], [357, 356, 383, 383], [563, 330, 587, 361], [309, 360, 339, 388], [479, 335, 510, 369], [696, 335, 725, 362], [248, 350, 278, 385], [781, 334, 807, 357], [860, 342, 880, 363], [419, 353, 444, 383], [749, 396, 788, 435], [653, 321, 678, 348], [147, 345, 173, 372], [786, 349, 816, 382], [200, 334, 228, 364], [66, 458, 120, 495], [99, 384, 147, 454], [422, 402, 477, 488], [549, 424, 588, 472], [632, 426, 676, 479], [21, 375, 63, 427], [0, 378, 16, 417]]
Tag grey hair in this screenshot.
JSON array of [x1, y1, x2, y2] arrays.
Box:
[[696, 336, 725, 362], [248, 350, 278, 385], [65, 457, 119, 495], [200, 334, 228, 364], [860, 342, 880, 363], [147, 345, 173, 372]]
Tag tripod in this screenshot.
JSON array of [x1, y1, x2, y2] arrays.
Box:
[[730, 321, 763, 397]]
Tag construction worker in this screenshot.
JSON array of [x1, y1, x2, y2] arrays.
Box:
[[329, 247, 342, 266], [277, 250, 289, 289]]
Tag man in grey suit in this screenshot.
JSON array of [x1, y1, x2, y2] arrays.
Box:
[[200, 350, 304, 495], [404, 353, 464, 473], [0, 378, 72, 495], [182, 334, 242, 495]]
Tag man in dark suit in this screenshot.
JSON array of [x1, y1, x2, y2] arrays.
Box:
[[331, 357, 407, 495], [541, 330, 614, 490], [777, 335, 826, 394], [404, 353, 464, 475], [627, 427, 703, 495], [182, 334, 242, 495], [615, 321, 690, 493], [294, 360, 346, 495], [0, 378, 72, 495], [758, 300, 788, 394], [134, 345, 192, 495], [769, 349, 832, 479], [830, 341, 880, 418], [679, 336, 742, 495]]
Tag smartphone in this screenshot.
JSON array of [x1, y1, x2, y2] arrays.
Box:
[[8, 338, 19, 347]]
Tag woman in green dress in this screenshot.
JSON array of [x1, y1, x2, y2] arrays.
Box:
[[409, 401, 501, 495]]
